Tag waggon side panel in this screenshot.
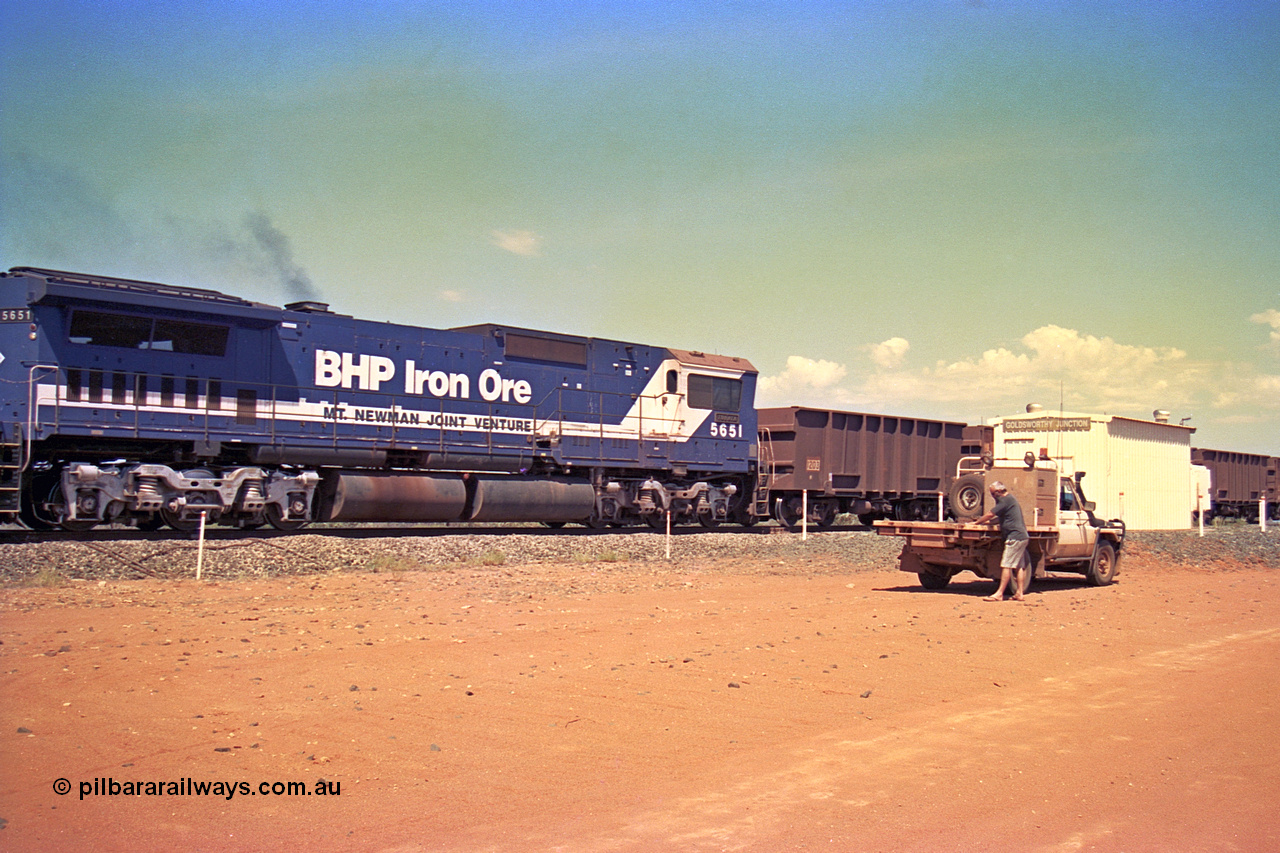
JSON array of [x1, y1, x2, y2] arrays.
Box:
[[758, 406, 965, 497], [1192, 448, 1274, 507]]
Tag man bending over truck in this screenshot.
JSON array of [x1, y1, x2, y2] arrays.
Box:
[[972, 481, 1030, 602]]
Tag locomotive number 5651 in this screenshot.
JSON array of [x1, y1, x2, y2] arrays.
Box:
[[710, 422, 743, 439]]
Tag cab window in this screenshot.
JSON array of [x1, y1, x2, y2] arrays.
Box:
[[687, 374, 741, 412]]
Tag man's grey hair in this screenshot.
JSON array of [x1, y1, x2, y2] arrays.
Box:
[[989, 481, 1008, 494]]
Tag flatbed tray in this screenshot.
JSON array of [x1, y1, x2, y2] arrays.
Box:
[[872, 519, 1057, 548]]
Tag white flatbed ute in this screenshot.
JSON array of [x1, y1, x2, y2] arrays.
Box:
[[875, 458, 1125, 591]]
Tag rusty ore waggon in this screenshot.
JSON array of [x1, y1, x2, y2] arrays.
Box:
[[1192, 448, 1279, 522], [754, 406, 990, 528]]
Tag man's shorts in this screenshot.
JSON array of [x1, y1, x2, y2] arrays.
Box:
[[1000, 537, 1031, 570]]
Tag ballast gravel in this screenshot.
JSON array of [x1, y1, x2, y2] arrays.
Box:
[[1, 523, 1276, 587]]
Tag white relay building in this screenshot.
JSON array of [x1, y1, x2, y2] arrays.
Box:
[[990, 407, 1196, 530]]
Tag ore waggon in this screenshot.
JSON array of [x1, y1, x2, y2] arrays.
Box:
[[0, 268, 757, 531], [1191, 448, 1279, 523], [755, 406, 976, 527]]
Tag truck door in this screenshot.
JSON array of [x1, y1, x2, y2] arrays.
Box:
[[1055, 477, 1094, 558]]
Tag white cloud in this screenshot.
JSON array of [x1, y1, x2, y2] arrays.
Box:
[[756, 324, 1271, 432], [490, 229, 543, 257], [867, 336, 909, 369], [1252, 308, 1280, 351], [756, 355, 848, 400]]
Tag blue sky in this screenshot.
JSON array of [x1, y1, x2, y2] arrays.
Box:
[[3, 1, 1278, 453]]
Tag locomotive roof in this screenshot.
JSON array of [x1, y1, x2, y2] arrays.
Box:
[[451, 322, 593, 344], [7, 267, 283, 325], [667, 348, 756, 372], [453, 323, 756, 371], [4, 268, 755, 371]]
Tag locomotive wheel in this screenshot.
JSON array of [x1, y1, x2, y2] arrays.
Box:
[[161, 469, 219, 531], [161, 507, 203, 532], [948, 473, 986, 520], [698, 513, 720, 529], [19, 472, 64, 531], [19, 491, 56, 530], [34, 476, 98, 531], [18, 502, 56, 527], [265, 504, 308, 531], [774, 497, 801, 530]]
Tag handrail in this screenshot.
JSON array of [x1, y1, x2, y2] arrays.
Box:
[[24, 364, 60, 473]]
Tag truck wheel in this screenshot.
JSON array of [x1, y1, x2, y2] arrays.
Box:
[[948, 473, 986, 520], [918, 571, 951, 590], [1087, 541, 1117, 586]]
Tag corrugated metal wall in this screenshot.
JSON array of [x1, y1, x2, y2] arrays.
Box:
[[993, 412, 1194, 530]]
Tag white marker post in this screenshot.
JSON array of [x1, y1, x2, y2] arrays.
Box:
[[801, 490, 808, 541], [1261, 499, 1268, 532], [665, 510, 672, 561], [196, 510, 207, 580], [1197, 489, 1205, 538]]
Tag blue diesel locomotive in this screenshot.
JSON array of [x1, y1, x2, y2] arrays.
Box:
[[0, 268, 758, 531]]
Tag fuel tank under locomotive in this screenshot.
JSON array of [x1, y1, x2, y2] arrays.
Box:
[[317, 472, 598, 524]]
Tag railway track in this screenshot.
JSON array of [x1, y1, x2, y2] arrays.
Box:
[[0, 520, 874, 545]]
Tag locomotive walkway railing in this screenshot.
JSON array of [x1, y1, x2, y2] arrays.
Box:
[[531, 386, 684, 466], [25, 367, 687, 470]]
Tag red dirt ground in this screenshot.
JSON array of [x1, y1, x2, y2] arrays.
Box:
[[2, 554, 1278, 852]]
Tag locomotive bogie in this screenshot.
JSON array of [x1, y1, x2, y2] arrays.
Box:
[[563, 473, 743, 528], [51, 463, 319, 530]]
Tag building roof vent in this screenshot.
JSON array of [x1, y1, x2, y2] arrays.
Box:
[[1026, 403, 1044, 413], [1153, 409, 1171, 423]]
